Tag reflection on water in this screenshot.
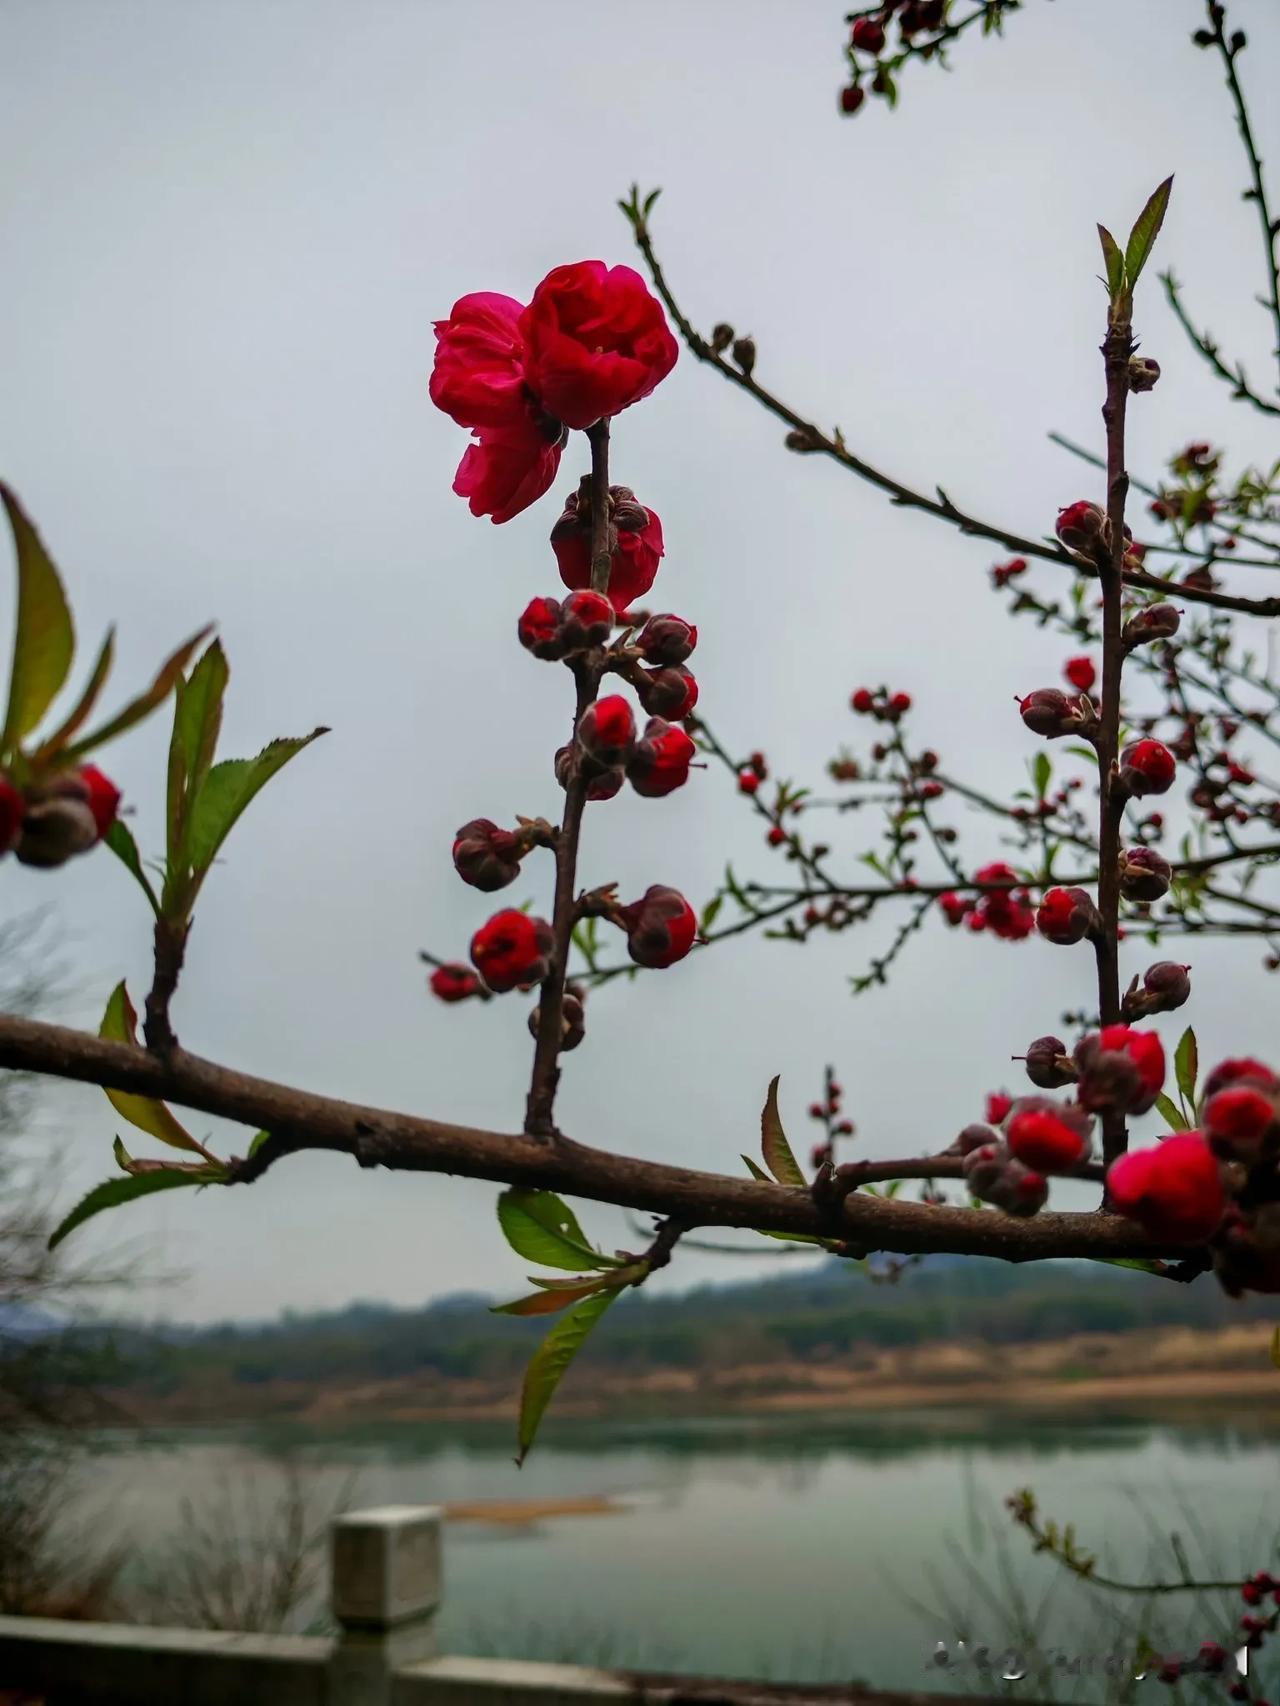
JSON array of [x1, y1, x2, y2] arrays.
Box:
[[78, 1406, 1280, 1697]]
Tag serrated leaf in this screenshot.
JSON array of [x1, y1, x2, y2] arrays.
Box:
[[516, 1288, 617, 1465], [1097, 225, 1126, 303], [185, 730, 327, 877], [171, 641, 229, 843], [32, 627, 114, 760], [104, 820, 160, 915], [48, 1168, 218, 1250], [497, 1189, 619, 1272], [1174, 1026, 1198, 1107], [761, 1075, 806, 1187], [100, 982, 203, 1155], [1155, 1091, 1191, 1133], [1032, 751, 1051, 798], [0, 484, 75, 751], [1124, 176, 1174, 289], [63, 626, 212, 762], [493, 1279, 609, 1317]]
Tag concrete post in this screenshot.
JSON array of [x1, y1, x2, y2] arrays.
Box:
[[328, 1505, 444, 1706]]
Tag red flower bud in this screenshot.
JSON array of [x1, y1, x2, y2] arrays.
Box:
[[1107, 1133, 1225, 1243], [552, 489, 666, 616], [1018, 688, 1095, 741], [850, 17, 885, 51], [839, 84, 865, 116], [1120, 740, 1176, 797], [558, 588, 615, 650], [1006, 1106, 1090, 1173], [470, 909, 554, 994], [738, 770, 760, 795], [636, 613, 697, 667], [1055, 500, 1107, 554], [956, 1122, 998, 1154], [938, 891, 969, 926], [1203, 1057, 1279, 1101], [79, 766, 120, 838], [528, 989, 586, 1052], [518, 595, 566, 659], [621, 885, 697, 968], [16, 771, 103, 868], [1122, 603, 1181, 648], [1119, 846, 1172, 902], [1128, 355, 1160, 392], [887, 692, 912, 717], [628, 717, 696, 798], [990, 557, 1028, 588], [1064, 656, 1096, 693], [578, 694, 637, 766], [985, 1093, 1013, 1126], [766, 825, 787, 847], [1036, 886, 1097, 945], [637, 665, 698, 720], [0, 774, 26, 856], [850, 688, 875, 714], [429, 963, 482, 1003], [1023, 1035, 1077, 1090], [452, 818, 522, 892], [1125, 961, 1190, 1018], [1204, 1086, 1276, 1147], [811, 1141, 832, 1169], [1076, 1025, 1165, 1116]]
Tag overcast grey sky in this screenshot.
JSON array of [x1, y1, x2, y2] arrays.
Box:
[[3, 0, 1279, 1323]]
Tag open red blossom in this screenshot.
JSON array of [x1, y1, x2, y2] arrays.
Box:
[[553, 503, 664, 613], [1064, 656, 1096, 692], [429, 292, 531, 429], [1006, 1107, 1089, 1173], [628, 718, 696, 797], [1204, 1086, 1276, 1146], [469, 909, 554, 994], [429, 963, 482, 1003], [622, 885, 697, 968], [1107, 1133, 1225, 1243], [521, 261, 677, 429], [453, 414, 566, 524]]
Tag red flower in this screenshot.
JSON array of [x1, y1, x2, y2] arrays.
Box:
[[887, 692, 912, 717], [578, 695, 637, 766], [1107, 1133, 1225, 1243], [1204, 1086, 1275, 1146], [559, 589, 614, 649], [622, 885, 697, 968], [850, 688, 875, 714], [470, 909, 554, 994], [766, 825, 787, 847], [985, 1093, 1013, 1126], [938, 891, 969, 926], [1120, 739, 1176, 797], [453, 414, 566, 524], [1055, 500, 1106, 553], [521, 261, 677, 430], [990, 557, 1028, 588], [839, 85, 865, 116], [638, 666, 698, 721], [518, 595, 565, 659], [429, 963, 482, 1003], [738, 770, 761, 795], [850, 17, 885, 51], [1203, 1057, 1279, 1100], [75, 766, 120, 839], [1076, 1024, 1165, 1115], [1006, 1107, 1089, 1173], [628, 718, 696, 797], [429, 293, 530, 430], [0, 775, 23, 855], [1036, 886, 1096, 945], [553, 497, 664, 613], [1064, 656, 1096, 692]]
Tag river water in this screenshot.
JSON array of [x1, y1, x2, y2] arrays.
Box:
[[77, 1404, 1280, 1698]]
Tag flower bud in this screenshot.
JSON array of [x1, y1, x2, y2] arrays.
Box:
[[839, 84, 865, 116], [1064, 656, 1096, 692], [1018, 688, 1096, 741], [731, 336, 756, 375], [986, 1092, 1013, 1125], [451, 818, 522, 892], [1119, 739, 1176, 797], [1204, 1085, 1276, 1150], [1123, 960, 1191, 1019], [1055, 500, 1107, 555], [620, 885, 697, 968], [1023, 1035, 1077, 1090], [578, 695, 637, 767], [518, 595, 566, 660], [1036, 886, 1098, 945], [528, 989, 586, 1052], [850, 17, 885, 51], [79, 766, 121, 838], [560, 589, 614, 650], [637, 665, 698, 720], [0, 775, 25, 856], [1007, 1105, 1091, 1173], [1107, 1133, 1225, 1243], [470, 909, 554, 994], [710, 323, 734, 353], [429, 963, 482, 1003], [628, 717, 696, 798], [1119, 846, 1171, 902], [1128, 355, 1160, 392], [16, 771, 104, 869], [963, 1140, 1049, 1217], [1075, 1025, 1165, 1116], [635, 613, 697, 666], [955, 1122, 998, 1155], [554, 743, 624, 802]]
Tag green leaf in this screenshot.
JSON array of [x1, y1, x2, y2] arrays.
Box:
[[0, 484, 75, 751], [496, 1190, 619, 1273], [516, 1288, 617, 1465], [1032, 751, 1051, 798], [1155, 1091, 1191, 1133], [100, 982, 204, 1155], [1174, 1026, 1198, 1107], [32, 627, 114, 761], [700, 894, 723, 933], [760, 1075, 806, 1187], [104, 821, 160, 916], [247, 1130, 271, 1159], [493, 1278, 610, 1317], [184, 729, 328, 878], [172, 641, 229, 836], [1097, 224, 1126, 303], [1089, 1255, 1165, 1275], [49, 1169, 219, 1250], [742, 1154, 771, 1182], [63, 626, 212, 762], [1124, 175, 1174, 289]]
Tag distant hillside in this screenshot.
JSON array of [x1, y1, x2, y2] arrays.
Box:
[[70, 1255, 1280, 1411]]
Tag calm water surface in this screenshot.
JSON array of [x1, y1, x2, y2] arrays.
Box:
[[80, 1405, 1280, 1696]]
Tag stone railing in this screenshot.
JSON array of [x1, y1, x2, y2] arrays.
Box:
[[0, 1503, 1018, 1706]]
